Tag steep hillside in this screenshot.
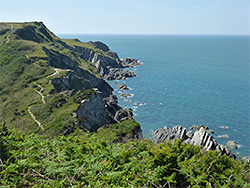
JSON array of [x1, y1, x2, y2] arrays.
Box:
[[0, 22, 137, 136]]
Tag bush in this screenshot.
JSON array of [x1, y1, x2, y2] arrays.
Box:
[[0, 124, 249, 187]]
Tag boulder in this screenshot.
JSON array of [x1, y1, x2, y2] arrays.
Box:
[[120, 93, 132, 98], [218, 134, 230, 138], [227, 141, 239, 149], [118, 84, 129, 90]]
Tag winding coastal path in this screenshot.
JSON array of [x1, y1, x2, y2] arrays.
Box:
[[34, 82, 46, 104], [27, 82, 45, 130], [46, 68, 60, 78], [46, 67, 73, 78], [28, 106, 44, 130], [27, 64, 73, 130], [6, 25, 13, 44]]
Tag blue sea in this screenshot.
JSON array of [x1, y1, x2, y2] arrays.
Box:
[[59, 34, 249, 157]]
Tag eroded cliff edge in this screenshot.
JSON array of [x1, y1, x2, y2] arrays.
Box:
[[0, 21, 141, 136]]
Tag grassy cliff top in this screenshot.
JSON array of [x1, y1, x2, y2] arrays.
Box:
[[0, 22, 119, 136]]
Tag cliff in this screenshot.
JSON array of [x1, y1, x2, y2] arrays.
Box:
[[0, 21, 140, 136]]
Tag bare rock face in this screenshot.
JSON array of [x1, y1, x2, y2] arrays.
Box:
[[154, 126, 187, 143], [120, 57, 141, 68], [76, 93, 132, 132], [154, 126, 236, 159], [114, 109, 133, 122], [73, 43, 139, 80], [103, 68, 136, 80]]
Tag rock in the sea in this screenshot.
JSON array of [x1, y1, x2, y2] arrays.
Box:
[[120, 93, 132, 98], [218, 134, 230, 138], [135, 103, 147, 106], [242, 156, 250, 165], [208, 130, 214, 134], [120, 57, 141, 68], [118, 84, 129, 90], [154, 125, 236, 159], [190, 125, 209, 131], [219, 126, 228, 129], [227, 141, 239, 149]]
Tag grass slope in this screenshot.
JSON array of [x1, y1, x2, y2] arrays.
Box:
[[0, 22, 116, 136]]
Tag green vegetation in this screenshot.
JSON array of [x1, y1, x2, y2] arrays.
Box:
[[1, 22, 249, 187], [0, 22, 116, 136], [0, 122, 249, 187]]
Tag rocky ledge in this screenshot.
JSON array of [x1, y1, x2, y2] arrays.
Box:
[[120, 57, 142, 68], [154, 125, 236, 159]]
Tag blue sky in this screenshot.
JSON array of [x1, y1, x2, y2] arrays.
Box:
[[0, 0, 249, 35]]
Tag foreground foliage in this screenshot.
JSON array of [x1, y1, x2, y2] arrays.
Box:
[[0, 123, 249, 187]]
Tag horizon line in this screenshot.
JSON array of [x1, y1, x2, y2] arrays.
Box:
[[57, 33, 250, 36]]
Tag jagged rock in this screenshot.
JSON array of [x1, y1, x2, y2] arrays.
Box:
[[227, 141, 239, 149], [154, 125, 187, 144], [104, 68, 136, 80], [73, 45, 139, 80], [190, 125, 209, 131], [76, 94, 115, 132], [186, 130, 194, 138], [114, 109, 133, 122], [120, 57, 141, 68], [208, 130, 214, 134], [44, 47, 113, 97], [154, 126, 236, 159], [242, 156, 250, 165], [120, 93, 132, 98], [118, 84, 129, 90]]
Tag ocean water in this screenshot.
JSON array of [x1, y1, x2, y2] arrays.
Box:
[[59, 34, 249, 157]]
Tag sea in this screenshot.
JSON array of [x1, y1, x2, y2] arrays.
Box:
[[59, 34, 250, 157]]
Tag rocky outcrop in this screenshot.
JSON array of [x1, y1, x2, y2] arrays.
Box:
[[43, 47, 135, 132], [43, 47, 113, 97], [103, 68, 136, 80], [73, 43, 139, 80], [154, 126, 236, 159], [118, 84, 129, 90], [120, 57, 141, 68], [120, 93, 132, 98], [114, 109, 133, 122], [76, 93, 115, 132], [76, 93, 133, 132], [227, 141, 239, 149]]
